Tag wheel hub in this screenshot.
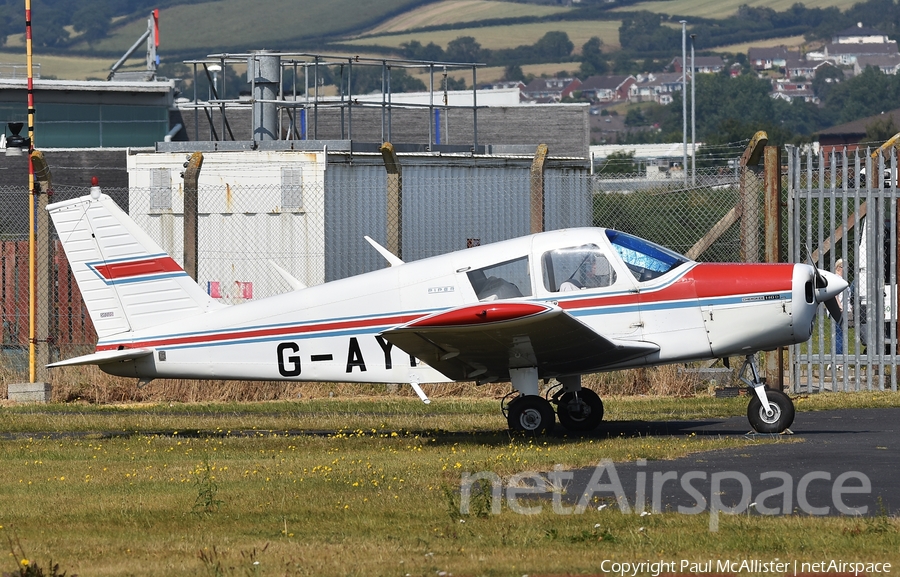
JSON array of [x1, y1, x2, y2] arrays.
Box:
[[759, 403, 782, 424], [566, 399, 590, 420], [519, 408, 543, 430]]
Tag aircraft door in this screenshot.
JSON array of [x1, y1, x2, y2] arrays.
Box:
[[536, 239, 644, 341]]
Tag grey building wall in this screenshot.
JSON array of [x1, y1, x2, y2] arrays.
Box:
[[323, 153, 591, 281]]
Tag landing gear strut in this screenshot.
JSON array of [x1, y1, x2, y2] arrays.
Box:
[[739, 354, 795, 433], [503, 371, 604, 434], [552, 375, 604, 432]]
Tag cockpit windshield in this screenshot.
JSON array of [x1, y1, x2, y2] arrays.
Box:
[[605, 229, 688, 282]]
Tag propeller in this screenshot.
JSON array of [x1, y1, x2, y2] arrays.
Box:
[[805, 252, 847, 323]]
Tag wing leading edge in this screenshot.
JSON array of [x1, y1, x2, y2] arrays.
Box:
[[381, 302, 658, 382]]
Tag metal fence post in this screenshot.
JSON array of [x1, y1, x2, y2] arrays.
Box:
[[182, 152, 203, 281], [380, 142, 403, 259], [764, 145, 783, 390], [530, 144, 548, 234]]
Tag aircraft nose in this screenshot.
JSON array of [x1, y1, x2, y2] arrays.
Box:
[[814, 268, 849, 302], [810, 267, 848, 323]]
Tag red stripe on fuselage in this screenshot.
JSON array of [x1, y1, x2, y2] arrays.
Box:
[[94, 313, 423, 352], [94, 257, 183, 280], [689, 263, 794, 297], [556, 262, 794, 311]]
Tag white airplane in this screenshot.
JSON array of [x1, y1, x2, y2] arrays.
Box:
[[47, 188, 847, 435]]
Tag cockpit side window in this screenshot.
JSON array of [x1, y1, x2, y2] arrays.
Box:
[[542, 244, 617, 292], [606, 229, 687, 282], [467, 256, 532, 301]]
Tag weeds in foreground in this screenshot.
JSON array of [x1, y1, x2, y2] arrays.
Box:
[[197, 544, 268, 577], [3, 534, 74, 577], [192, 457, 224, 516]]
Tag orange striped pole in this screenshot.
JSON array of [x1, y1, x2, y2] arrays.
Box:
[[26, 0, 36, 382]]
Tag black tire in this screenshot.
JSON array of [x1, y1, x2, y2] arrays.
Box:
[[556, 389, 604, 432], [747, 389, 795, 433], [507, 395, 556, 435]]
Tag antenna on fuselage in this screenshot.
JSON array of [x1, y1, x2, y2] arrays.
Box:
[[268, 260, 306, 291], [364, 236, 405, 267]]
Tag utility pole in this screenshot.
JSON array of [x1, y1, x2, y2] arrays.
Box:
[[681, 20, 688, 186], [690, 33, 696, 187]]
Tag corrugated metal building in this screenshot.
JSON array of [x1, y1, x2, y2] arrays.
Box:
[[128, 147, 591, 303]]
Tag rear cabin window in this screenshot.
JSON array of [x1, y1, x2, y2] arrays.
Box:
[[467, 256, 532, 301]]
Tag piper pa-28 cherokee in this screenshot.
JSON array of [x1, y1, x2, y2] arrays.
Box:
[[48, 189, 846, 435]]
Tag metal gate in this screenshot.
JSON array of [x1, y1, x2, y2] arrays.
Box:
[[788, 145, 899, 392]]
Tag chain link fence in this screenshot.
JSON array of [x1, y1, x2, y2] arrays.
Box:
[[3, 153, 776, 387]]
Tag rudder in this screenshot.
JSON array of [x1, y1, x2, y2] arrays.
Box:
[[49, 192, 222, 339]]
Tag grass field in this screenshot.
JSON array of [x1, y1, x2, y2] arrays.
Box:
[[714, 34, 810, 54], [348, 20, 622, 52], [614, 0, 850, 18], [365, 0, 572, 35], [0, 392, 898, 576], [68, 0, 429, 55]]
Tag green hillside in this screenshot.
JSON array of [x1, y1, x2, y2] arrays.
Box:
[[68, 0, 433, 57], [347, 20, 622, 52], [616, 0, 852, 18]]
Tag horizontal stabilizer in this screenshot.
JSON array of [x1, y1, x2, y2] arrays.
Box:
[[47, 348, 153, 368]]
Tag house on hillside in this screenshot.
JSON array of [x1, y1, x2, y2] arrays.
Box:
[[854, 53, 900, 75], [579, 75, 635, 103], [833, 23, 890, 44], [520, 77, 581, 102], [819, 41, 899, 65], [669, 56, 724, 74], [628, 72, 685, 105], [748, 46, 792, 70], [771, 79, 817, 103], [785, 57, 836, 80]]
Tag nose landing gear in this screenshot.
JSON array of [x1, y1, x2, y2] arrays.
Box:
[[739, 354, 795, 433]]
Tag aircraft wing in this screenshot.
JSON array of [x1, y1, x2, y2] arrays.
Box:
[[47, 348, 154, 368], [381, 302, 658, 382]]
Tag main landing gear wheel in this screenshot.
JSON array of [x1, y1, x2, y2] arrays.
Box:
[[747, 389, 795, 433], [507, 395, 555, 435], [556, 389, 604, 432]]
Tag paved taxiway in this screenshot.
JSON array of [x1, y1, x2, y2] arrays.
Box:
[[551, 407, 900, 516]]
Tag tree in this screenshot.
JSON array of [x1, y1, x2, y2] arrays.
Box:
[[533, 31, 573, 61], [446, 36, 486, 63], [401, 40, 445, 62], [597, 150, 638, 176], [72, 0, 111, 43], [866, 115, 899, 143], [340, 65, 425, 95], [580, 36, 608, 77], [625, 107, 648, 127], [812, 64, 844, 101], [502, 64, 524, 82], [619, 11, 680, 54], [612, 53, 637, 75], [821, 66, 900, 124]]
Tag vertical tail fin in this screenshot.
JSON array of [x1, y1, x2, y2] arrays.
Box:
[[49, 192, 223, 339]]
